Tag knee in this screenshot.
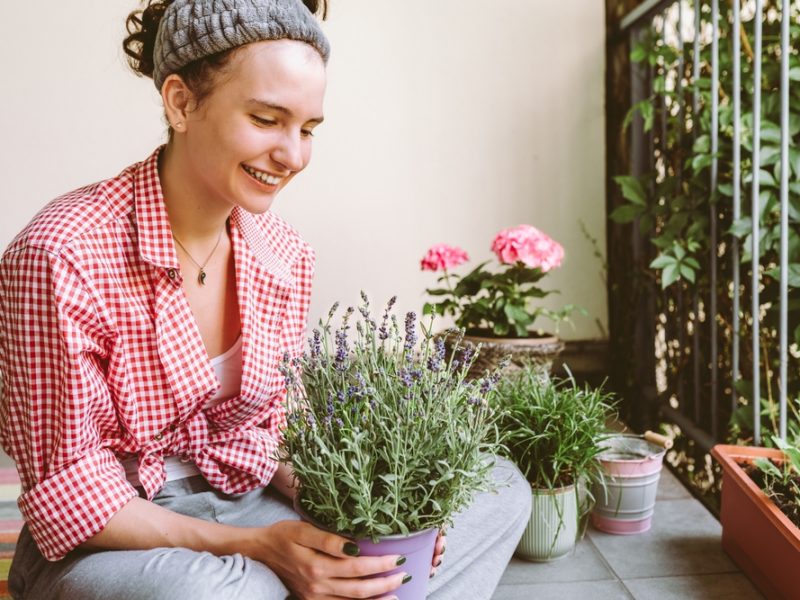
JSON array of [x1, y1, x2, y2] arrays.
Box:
[[492, 457, 532, 526]]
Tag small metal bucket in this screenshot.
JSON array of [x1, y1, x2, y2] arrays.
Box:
[[591, 435, 666, 535]]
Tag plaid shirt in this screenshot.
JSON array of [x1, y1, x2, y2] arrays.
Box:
[[0, 148, 314, 561]]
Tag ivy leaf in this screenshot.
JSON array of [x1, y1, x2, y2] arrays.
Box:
[[661, 263, 680, 289], [679, 264, 696, 283], [765, 265, 800, 287], [610, 203, 646, 224], [613, 175, 648, 206], [649, 254, 674, 270]]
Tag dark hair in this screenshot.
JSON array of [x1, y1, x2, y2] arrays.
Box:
[[123, 0, 328, 107]]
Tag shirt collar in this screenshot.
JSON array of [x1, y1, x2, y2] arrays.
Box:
[[133, 146, 294, 287]]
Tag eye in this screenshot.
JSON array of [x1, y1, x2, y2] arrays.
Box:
[[250, 115, 277, 127], [301, 128, 315, 138]]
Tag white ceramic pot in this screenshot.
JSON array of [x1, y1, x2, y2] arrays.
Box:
[[516, 484, 578, 562]]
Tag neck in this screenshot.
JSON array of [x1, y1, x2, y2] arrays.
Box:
[[158, 142, 233, 244]]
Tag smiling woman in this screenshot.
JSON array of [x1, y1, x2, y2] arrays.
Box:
[[0, 1, 531, 599]]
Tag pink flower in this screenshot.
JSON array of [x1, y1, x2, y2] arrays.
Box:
[[490, 225, 564, 272], [420, 244, 470, 272]]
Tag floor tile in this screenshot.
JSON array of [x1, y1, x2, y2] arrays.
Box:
[[492, 580, 633, 600], [624, 573, 764, 600], [499, 539, 615, 584], [587, 498, 737, 579], [656, 468, 691, 501]]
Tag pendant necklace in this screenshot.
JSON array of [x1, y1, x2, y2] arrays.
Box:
[[171, 225, 225, 286]]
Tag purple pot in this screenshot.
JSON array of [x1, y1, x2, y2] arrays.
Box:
[[357, 527, 438, 600], [294, 500, 437, 599]]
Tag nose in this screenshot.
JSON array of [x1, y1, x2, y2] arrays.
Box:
[[271, 130, 305, 172]]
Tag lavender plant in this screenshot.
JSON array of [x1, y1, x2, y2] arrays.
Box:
[[278, 294, 501, 540]]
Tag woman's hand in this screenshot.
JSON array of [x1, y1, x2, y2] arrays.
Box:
[[252, 520, 410, 600], [430, 529, 446, 579]]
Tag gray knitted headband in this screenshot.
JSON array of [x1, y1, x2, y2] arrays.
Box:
[[152, 0, 331, 90]]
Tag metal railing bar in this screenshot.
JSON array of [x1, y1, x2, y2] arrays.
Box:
[[677, 1, 687, 411], [751, 0, 763, 445], [692, 0, 701, 426], [778, 0, 790, 441], [732, 0, 741, 415], [710, 0, 719, 440], [693, 0, 701, 119]]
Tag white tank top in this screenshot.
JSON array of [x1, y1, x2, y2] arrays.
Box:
[[123, 334, 243, 487]]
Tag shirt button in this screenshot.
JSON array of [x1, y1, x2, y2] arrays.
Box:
[[167, 268, 178, 280], [153, 433, 163, 441]]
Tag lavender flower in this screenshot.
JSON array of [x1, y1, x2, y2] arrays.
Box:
[[309, 329, 322, 358]]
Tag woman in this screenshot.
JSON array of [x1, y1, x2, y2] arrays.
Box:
[[0, 1, 530, 598]]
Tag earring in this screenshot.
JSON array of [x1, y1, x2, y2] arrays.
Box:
[[174, 122, 184, 130]]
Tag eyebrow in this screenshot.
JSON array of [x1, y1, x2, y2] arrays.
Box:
[[246, 98, 324, 125]]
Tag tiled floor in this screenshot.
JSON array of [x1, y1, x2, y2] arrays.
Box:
[[492, 468, 764, 600]]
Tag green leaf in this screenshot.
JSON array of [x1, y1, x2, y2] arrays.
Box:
[[504, 303, 532, 326], [614, 175, 648, 206], [790, 66, 800, 82], [691, 154, 713, 172], [610, 203, 646, 224], [693, 134, 710, 154], [661, 263, 679, 289], [649, 254, 675, 270], [679, 264, 696, 283], [754, 457, 783, 479], [766, 265, 800, 288], [718, 183, 734, 197]]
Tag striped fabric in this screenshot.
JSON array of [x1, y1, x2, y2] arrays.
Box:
[[0, 467, 23, 598]]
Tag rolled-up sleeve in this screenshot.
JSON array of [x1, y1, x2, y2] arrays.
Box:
[[0, 247, 137, 561]]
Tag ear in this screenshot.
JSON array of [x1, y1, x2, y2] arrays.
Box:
[[161, 74, 195, 131]]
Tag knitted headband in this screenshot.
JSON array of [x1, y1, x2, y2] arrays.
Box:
[[152, 0, 331, 91]]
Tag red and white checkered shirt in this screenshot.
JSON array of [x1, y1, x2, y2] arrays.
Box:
[[0, 147, 314, 561]]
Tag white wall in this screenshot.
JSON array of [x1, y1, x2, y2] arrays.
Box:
[[0, 0, 607, 341]]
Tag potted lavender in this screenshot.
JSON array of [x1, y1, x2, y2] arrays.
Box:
[[278, 295, 501, 599]]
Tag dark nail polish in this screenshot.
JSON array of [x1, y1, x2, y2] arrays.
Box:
[[402, 574, 413, 585], [436, 558, 443, 567], [430, 571, 436, 579], [343, 542, 360, 556], [441, 545, 446, 555], [396, 555, 407, 566]]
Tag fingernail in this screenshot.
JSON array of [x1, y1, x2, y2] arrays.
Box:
[[343, 542, 360, 556], [441, 545, 446, 555], [402, 574, 413, 585], [435, 558, 443, 567], [396, 555, 407, 566], [430, 571, 436, 579]]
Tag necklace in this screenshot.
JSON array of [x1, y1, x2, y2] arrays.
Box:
[[171, 226, 225, 286]]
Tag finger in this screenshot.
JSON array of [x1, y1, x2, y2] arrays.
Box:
[[337, 554, 408, 578], [293, 522, 364, 559], [429, 566, 439, 579], [329, 571, 411, 599]]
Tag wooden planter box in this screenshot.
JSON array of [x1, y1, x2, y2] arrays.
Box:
[[711, 444, 800, 600]]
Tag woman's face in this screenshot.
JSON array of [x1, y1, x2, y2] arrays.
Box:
[[178, 39, 327, 214]]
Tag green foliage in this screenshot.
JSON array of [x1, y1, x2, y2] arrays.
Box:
[[278, 295, 501, 540], [424, 261, 583, 338], [752, 437, 800, 527], [613, 4, 800, 442], [491, 368, 617, 490]]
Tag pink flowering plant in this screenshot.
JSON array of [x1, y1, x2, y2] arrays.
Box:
[[421, 225, 579, 338]]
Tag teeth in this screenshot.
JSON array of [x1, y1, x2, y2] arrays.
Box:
[[244, 165, 282, 186]]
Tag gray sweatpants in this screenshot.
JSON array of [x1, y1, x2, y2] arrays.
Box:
[[9, 458, 530, 600]]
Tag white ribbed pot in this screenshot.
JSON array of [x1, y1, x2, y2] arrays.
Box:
[[516, 484, 578, 562]]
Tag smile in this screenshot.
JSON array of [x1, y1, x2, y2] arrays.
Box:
[[242, 164, 283, 186]]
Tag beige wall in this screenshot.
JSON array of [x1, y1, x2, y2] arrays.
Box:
[[0, 1, 607, 341]]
